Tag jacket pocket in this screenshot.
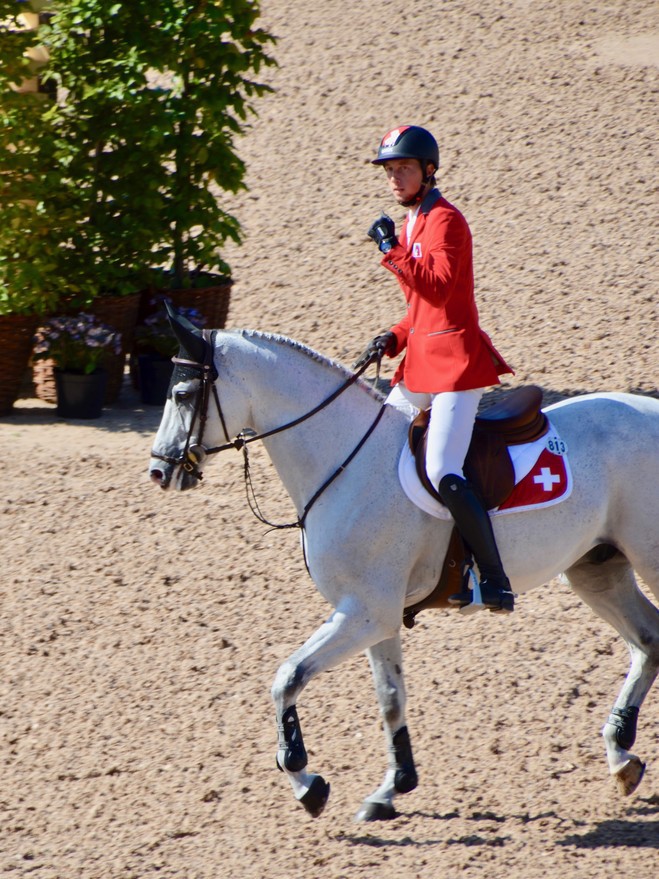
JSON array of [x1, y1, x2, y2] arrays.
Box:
[[426, 327, 459, 337]]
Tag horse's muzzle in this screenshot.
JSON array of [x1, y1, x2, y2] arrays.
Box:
[[149, 458, 201, 491], [149, 459, 173, 490]]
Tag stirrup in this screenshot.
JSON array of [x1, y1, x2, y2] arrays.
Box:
[[448, 571, 515, 615]]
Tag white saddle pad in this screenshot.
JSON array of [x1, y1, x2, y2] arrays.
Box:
[[399, 420, 572, 520]]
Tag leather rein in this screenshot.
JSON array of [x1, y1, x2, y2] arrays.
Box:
[[150, 332, 387, 530]]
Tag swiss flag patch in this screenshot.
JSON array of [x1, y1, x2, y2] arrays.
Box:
[[498, 447, 570, 512]]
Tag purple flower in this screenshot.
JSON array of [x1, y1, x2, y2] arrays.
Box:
[[33, 312, 123, 374]]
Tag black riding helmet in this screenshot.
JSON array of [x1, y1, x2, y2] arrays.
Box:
[[371, 125, 439, 174]]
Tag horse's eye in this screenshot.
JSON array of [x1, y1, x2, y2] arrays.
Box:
[[174, 389, 194, 403]]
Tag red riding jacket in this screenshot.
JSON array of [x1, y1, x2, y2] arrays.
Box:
[[381, 189, 513, 393]]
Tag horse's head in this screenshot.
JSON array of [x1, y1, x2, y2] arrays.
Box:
[[149, 319, 385, 497], [149, 305, 233, 491]]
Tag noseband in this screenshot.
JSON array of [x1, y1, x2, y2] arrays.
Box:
[[150, 334, 386, 527]]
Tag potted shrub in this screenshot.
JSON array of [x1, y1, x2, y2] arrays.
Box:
[[0, 1, 143, 405], [22, 1, 165, 402], [130, 0, 276, 324], [39, 0, 276, 325], [0, 2, 61, 413], [1, 2, 276, 411], [32, 312, 122, 418]]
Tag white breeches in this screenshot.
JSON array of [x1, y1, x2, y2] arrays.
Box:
[[386, 383, 484, 489]]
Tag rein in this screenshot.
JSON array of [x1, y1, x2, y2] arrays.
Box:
[[206, 352, 378, 455], [151, 336, 387, 530]]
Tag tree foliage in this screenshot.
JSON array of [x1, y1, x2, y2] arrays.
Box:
[[0, 0, 276, 314]]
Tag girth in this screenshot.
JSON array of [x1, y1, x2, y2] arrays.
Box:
[[409, 385, 548, 512], [403, 526, 467, 627]]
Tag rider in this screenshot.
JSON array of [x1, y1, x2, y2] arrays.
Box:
[[361, 125, 516, 613]]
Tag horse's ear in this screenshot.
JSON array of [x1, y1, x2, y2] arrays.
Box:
[[165, 301, 207, 364]]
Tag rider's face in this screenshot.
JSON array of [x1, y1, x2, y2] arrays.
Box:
[[383, 158, 426, 204]]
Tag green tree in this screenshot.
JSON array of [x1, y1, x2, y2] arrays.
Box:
[[0, 0, 276, 314], [0, 2, 63, 314]]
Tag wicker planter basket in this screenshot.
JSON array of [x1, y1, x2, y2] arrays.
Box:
[[31, 357, 58, 405], [90, 292, 141, 403], [137, 276, 233, 331], [33, 291, 141, 405], [0, 313, 39, 415], [167, 278, 232, 329]]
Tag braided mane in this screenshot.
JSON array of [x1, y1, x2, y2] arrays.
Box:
[[234, 329, 385, 402]]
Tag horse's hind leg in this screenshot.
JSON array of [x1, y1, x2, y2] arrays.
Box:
[[354, 634, 418, 822], [563, 550, 659, 797]]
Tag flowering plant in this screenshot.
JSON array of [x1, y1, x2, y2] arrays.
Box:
[[33, 313, 122, 374], [134, 296, 206, 358]]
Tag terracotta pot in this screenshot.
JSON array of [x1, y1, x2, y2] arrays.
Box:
[[31, 357, 58, 404], [132, 276, 232, 389], [167, 278, 232, 329]]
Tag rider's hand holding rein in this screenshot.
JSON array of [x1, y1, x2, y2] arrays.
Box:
[[353, 331, 396, 371]]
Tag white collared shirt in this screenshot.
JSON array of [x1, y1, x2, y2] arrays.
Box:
[[406, 205, 421, 244]]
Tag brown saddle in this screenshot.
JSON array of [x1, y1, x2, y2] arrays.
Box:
[[409, 385, 548, 510], [402, 386, 548, 628]]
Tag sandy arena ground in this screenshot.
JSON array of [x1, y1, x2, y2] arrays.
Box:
[[1, 2, 657, 877]]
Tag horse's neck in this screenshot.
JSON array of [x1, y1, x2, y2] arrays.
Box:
[[236, 332, 376, 427], [234, 333, 400, 512]]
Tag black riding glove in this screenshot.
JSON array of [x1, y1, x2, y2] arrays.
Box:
[[367, 214, 397, 253], [353, 331, 396, 370]]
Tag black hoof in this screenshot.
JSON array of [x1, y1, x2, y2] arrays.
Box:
[[299, 775, 330, 818], [354, 800, 398, 822]]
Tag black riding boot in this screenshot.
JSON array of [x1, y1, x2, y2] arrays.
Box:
[[437, 474, 515, 614]]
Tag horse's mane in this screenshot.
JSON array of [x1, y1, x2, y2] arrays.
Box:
[[232, 329, 386, 402]]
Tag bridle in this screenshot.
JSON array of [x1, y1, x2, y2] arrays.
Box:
[[150, 331, 387, 529], [150, 330, 230, 481]]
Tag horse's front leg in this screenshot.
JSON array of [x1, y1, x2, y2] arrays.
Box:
[[354, 634, 418, 822], [271, 601, 395, 818]]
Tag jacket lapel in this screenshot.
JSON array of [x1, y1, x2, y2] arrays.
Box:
[[405, 187, 441, 250]]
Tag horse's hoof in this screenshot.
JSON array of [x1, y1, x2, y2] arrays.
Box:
[[614, 756, 646, 796], [354, 800, 398, 822], [299, 775, 330, 818]]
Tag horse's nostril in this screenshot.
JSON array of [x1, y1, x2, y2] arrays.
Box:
[[150, 469, 164, 485]]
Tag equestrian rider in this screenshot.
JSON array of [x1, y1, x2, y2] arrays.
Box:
[[361, 125, 516, 613]]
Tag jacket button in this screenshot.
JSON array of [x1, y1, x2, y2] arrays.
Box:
[[409, 327, 414, 334]]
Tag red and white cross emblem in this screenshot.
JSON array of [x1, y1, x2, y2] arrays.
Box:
[[497, 447, 570, 512], [533, 467, 562, 492]]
